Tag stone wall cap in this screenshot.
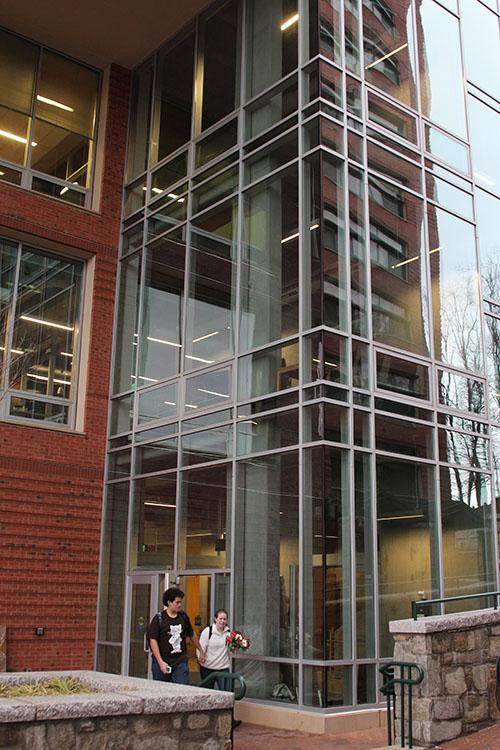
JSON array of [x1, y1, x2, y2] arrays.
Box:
[[389, 607, 500, 634], [0, 670, 233, 723]]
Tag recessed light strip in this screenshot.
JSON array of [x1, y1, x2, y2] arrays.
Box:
[[36, 95, 74, 112], [366, 43, 408, 70]]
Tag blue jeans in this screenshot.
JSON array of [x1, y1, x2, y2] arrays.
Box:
[[152, 658, 189, 684]]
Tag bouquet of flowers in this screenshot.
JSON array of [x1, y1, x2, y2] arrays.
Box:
[[226, 630, 251, 653]]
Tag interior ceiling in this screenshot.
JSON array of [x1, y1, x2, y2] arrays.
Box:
[[1, 0, 211, 69]]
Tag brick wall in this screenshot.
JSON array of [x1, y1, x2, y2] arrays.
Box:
[[0, 64, 130, 671]]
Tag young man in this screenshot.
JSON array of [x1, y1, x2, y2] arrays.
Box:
[[148, 587, 206, 684]]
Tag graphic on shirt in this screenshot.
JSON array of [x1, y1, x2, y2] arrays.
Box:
[[169, 623, 183, 653]]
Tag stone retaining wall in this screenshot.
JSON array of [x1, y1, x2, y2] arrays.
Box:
[[0, 670, 233, 750], [390, 608, 500, 747]]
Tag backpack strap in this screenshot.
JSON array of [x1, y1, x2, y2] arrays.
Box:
[[209, 625, 213, 639]]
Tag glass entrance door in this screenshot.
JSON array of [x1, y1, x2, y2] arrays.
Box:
[[126, 574, 164, 678]]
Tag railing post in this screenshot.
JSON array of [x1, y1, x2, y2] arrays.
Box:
[[408, 677, 413, 749], [400, 665, 405, 748]]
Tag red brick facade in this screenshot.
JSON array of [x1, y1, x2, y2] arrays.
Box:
[[0, 64, 130, 671]]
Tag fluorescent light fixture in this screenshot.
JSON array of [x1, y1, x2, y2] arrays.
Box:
[[391, 253, 419, 270], [36, 94, 74, 112], [138, 375, 159, 383], [366, 43, 408, 70], [20, 315, 74, 331], [152, 187, 163, 194], [60, 352, 73, 357], [0, 129, 28, 145], [310, 223, 320, 230], [197, 388, 230, 399], [0, 171, 4, 176], [0, 346, 24, 355], [142, 186, 147, 191], [144, 501, 176, 509], [312, 357, 337, 368], [167, 192, 179, 200], [193, 331, 219, 343], [377, 514, 424, 522], [60, 186, 69, 195], [240, 419, 258, 425], [27, 373, 71, 385], [163, 401, 177, 406], [147, 336, 181, 348], [185, 354, 215, 364], [281, 231, 300, 244], [185, 403, 198, 409], [281, 12, 299, 31]]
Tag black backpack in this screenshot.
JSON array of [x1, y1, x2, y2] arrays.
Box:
[[146, 610, 189, 653]]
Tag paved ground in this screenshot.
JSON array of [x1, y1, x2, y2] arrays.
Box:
[[234, 721, 500, 749]]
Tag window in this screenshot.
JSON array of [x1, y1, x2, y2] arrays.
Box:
[[0, 28, 99, 206], [0, 237, 84, 427]]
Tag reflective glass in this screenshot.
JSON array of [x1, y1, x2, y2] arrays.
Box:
[[137, 382, 178, 425], [417, 0, 467, 137], [139, 231, 185, 383], [363, 0, 417, 109], [185, 201, 236, 369], [237, 408, 298, 454], [484, 316, 500, 424], [31, 119, 91, 187], [196, 120, 238, 168], [438, 369, 485, 415], [0, 106, 30, 166], [438, 428, 489, 469], [107, 449, 131, 481], [303, 331, 348, 385], [135, 437, 178, 475], [131, 475, 176, 568], [184, 366, 232, 411], [233, 659, 298, 703], [98, 483, 129, 641], [424, 125, 469, 174], [349, 167, 368, 337], [235, 451, 299, 657], [0, 29, 38, 114], [240, 166, 299, 351], [476, 189, 500, 302], [179, 464, 231, 568], [428, 208, 483, 373], [303, 402, 348, 443], [0, 239, 17, 376], [376, 415, 433, 459], [355, 453, 375, 657], [238, 340, 299, 401], [468, 95, 500, 196], [376, 352, 429, 400], [425, 173, 473, 220], [368, 92, 418, 143], [377, 457, 438, 655], [247, 77, 298, 141], [182, 424, 232, 466], [303, 446, 351, 659], [113, 254, 140, 394], [461, 0, 500, 100], [303, 665, 352, 708], [344, 0, 361, 74], [200, 0, 238, 131], [127, 61, 153, 180]]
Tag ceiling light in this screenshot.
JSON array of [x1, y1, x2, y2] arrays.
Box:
[[377, 514, 424, 522], [147, 336, 181, 348], [310, 223, 320, 230], [197, 388, 230, 398], [60, 186, 69, 195], [163, 401, 176, 406], [0, 347, 24, 355], [365, 43, 408, 70], [144, 502, 176, 509], [391, 253, 419, 270], [281, 231, 300, 244], [167, 192, 179, 200], [185, 403, 198, 409], [281, 12, 299, 31], [0, 171, 4, 176], [36, 94, 74, 112], [185, 354, 215, 364], [20, 315, 74, 331], [0, 129, 28, 145], [60, 352, 73, 357], [142, 186, 147, 191], [152, 187, 163, 194], [138, 375, 159, 383], [193, 331, 219, 343]]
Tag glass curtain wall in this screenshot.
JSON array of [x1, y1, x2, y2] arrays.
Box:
[[98, 0, 500, 710]]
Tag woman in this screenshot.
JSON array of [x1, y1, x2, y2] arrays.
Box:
[[197, 608, 230, 684]]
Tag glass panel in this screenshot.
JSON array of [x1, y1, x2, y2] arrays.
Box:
[[428, 208, 483, 373], [357, 664, 377, 704], [31, 119, 90, 187], [247, 76, 298, 141], [235, 451, 299, 657], [245, 130, 298, 184], [135, 422, 177, 444], [185, 201, 236, 370], [237, 408, 298, 454], [377, 457, 438, 655], [354, 409, 371, 447], [96, 644, 122, 675], [121, 223, 143, 257], [113, 254, 140, 394], [438, 369, 486, 415], [367, 142, 421, 193], [110, 394, 133, 435], [440, 468, 496, 604], [196, 120, 238, 168], [308, 0, 342, 64], [238, 340, 299, 401], [10, 249, 82, 400], [233, 659, 298, 703], [135, 437, 178, 475], [345, 0, 361, 74], [192, 165, 238, 214], [9, 397, 69, 424], [355, 453, 375, 657], [246, 0, 298, 100], [375, 415, 433, 459], [468, 96, 500, 196], [349, 167, 368, 337], [417, 0, 466, 137], [438, 429, 489, 469], [98, 483, 129, 642], [346, 76, 362, 118], [124, 177, 146, 216], [476, 189, 500, 302], [139, 230, 185, 383], [303, 446, 351, 659], [303, 402, 348, 443], [303, 331, 348, 384], [424, 124, 469, 175], [240, 166, 299, 351], [303, 665, 352, 707], [179, 464, 231, 568], [363, 0, 417, 109], [127, 61, 153, 181], [0, 239, 17, 376], [368, 92, 418, 143], [0, 165, 23, 186], [137, 382, 178, 425], [0, 106, 30, 166], [147, 193, 187, 236], [369, 177, 430, 356], [352, 340, 370, 389], [128, 582, 150, 678], [184, 367, 232, 411], [107, 449, 131, 480], [376, 352, 429, 399], [461, 0, 500, 100], [485, 316, 500, 424], [0, 29, 38, 114], [305, 60, 342, 109], [156, 31, 195, 162], [181, 424, 232, 465], [131, 475, 176, 568], [150, 152, 187, 197], [200, 0, 238, 131], [31, 176, 86, 206], [182, 408, 232, 432], [425, 173, 473, 220], [304, 152, 347, 331], [35, 51, 98, 138]]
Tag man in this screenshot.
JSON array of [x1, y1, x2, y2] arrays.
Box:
[[147, 586, 205, 684]]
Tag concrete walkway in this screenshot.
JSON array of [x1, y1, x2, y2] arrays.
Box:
[[235, 721, 500, 749]]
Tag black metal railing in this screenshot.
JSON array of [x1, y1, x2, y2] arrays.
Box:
[[411, 591, 500, 620], [199, 671, 247, 744], [379, 662, 424, 748]]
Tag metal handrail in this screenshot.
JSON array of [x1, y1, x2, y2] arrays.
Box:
[[199, 671, 247, 700], [379, 661, 424, 749], [411, 591, 500, 620]]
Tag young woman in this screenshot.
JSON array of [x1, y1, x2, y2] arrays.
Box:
[[197, 608, 230, 683]]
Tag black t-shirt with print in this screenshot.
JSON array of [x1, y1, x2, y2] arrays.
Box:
[[147, 610, 194, 666]]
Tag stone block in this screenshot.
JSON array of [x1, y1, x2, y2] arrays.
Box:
[[474, 628, 489, 651], [444, 667, 467, 695], [472, 665, 490, 693], [451, 649, 482, 666], [172, 716, 182, 730], [433, 697, 461, 720], [216, 712, 232, 738], [423, 719, 462, 744], [98, 716, 128, 731], [452, 633, 468, 652], [490, 625, 500, 636], [431, 633, 450, 654], [463, 693, 489, 724], [130, 738, 178, 750], [0, 701, 36, 723], [132, 714, 172, 736], [76, 720, 96, 733], [46, 721, 75, 748], [489, 636, 500, 657], [187, 713, 210, 730], [20, 724, 47, 750]]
